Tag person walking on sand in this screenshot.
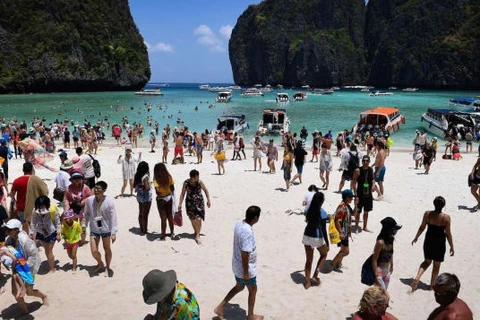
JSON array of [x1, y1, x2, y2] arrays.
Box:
[[117, 144, 141, 197], [411, 196, 454, 292], [252, 136, 264, 172], [61, 209, 82, 272], [371, 217, 402, 290], [194, 132, 204, 164], [266, 139, 278, 173], [330, 189, 354, 271], [149, 130, 156, 153], [82, 181, 118, 275], [3, 219, 48, 314], [178, 169, 211, 244], [213, 137, 226, 175], [282, 144, 294, 191], [214, 206, 263, 320], [153, 163, 175, 240], [302, 192, 329, 289], [319, 144, 333, 190], [427, 273, 473, 320], [134, 161, 152, 236], [291, 140, 307, 185], [173, 132, 184, 164], [352, 155, 375, 233], [422, 142, 434, 174], [30, 196, 61, 273], [373, 141, 386, 200]]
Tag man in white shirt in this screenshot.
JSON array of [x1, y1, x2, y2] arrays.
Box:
[[215, 206, 263, 320], [75, 147, 95, 189], [82, 181, 118, 276]]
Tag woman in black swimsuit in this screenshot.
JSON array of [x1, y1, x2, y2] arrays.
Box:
[[411, 196, 454, 292]]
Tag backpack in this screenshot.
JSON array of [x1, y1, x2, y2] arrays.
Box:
[[347, 151, 359, 172], [88, 154, 101, 178]]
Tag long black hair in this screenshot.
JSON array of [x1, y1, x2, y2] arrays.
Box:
[[134, 161, 150, 187], [306, 192, 325, 226]]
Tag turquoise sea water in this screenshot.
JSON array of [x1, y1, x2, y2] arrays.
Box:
[[0, 83, 478, 147]]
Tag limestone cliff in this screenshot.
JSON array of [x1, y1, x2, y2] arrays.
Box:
[[230, 0, 480, 89], [0, 0, 150, 93]]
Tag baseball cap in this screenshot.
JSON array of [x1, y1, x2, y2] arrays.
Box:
[[2, 219, 22, 230], [342, 189, 355, 199]]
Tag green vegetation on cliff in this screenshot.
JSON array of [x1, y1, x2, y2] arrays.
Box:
[[0, 0, 150, 93]]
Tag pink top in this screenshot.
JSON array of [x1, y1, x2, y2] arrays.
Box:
[[64, 184, 92, 211]]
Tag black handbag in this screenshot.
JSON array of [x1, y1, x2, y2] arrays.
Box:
[[361, 254, 375, 285]]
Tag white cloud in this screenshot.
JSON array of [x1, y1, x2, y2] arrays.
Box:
[[193, 24, 226, 53], [219, 25, 233, 40], [144, 41, 175, 53]]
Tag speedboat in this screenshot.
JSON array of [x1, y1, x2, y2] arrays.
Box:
[[217, 115, 249, 133], [260, 85, 273, 93], [402, 87, 419, 92], [240, 88, 264, 97], [276, 93, 290, 103], [353, 107, 405, 136], [448, 98, 480, 112], [421, 108, 480, 138], [208, 86, 231, 92], [227, 85, 242, 91], [369, 91, 393, 96], [293, 92, 307, 101], [135, 88, 163, 96], [258, 108, 290, 135], [311, 88, 334, 95], [199, 84, 210, 90], [216, 91, 232, 103]]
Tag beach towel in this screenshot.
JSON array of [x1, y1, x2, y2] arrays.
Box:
[[7, 245, 34, 285]]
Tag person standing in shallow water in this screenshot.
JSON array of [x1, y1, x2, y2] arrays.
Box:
[[178, 169, 211, 245], [411, 196, 454, 292]]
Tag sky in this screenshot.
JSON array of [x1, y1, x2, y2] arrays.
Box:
[[129, 0, 263, 83]]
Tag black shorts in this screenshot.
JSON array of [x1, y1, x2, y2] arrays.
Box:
[[357, 195, 373, 213], [338, 237, 349, 247], [73, 137, 79, 142], [341, 170, 353, 181], [85, 176, 96, 189]]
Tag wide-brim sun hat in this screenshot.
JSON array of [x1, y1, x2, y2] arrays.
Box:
[[61, 160, 74, 171], [142, 269, 177, 305]]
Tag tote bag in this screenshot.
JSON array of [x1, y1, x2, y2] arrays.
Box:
[[328, 215, 341, 244]]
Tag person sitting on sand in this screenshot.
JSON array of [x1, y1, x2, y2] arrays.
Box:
[[352, 286, 398, 320], [302, 192, 329, 289], [427, 273, 473, 320], [411, 196, 453, 292], [142, 269, 199, 320], [3, 219, 48, 314]]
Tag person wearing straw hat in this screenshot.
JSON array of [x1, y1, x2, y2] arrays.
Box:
[[61, 209, 82, 272], [142, 269, 199, 319], [117, 143, 141, 197], [54, 159, 73, 203]]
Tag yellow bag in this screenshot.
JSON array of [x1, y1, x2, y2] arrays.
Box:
[[214, 152, 226, 161], [329, 215, 341, 244]]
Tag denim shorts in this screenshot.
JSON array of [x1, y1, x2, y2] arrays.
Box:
[[91, 231, 112, 238], [36, 231, 57, 243], [136, 189, 152, 203], [235, 276, 257, 286]]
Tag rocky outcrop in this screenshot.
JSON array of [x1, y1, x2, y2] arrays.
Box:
[[229, 0, 480, 89], [0, 0, 150, 93]]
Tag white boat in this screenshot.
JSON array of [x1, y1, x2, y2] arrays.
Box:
[[361, 88, 370, 92], [421, 108, 480, 138], [369, 91, 393, 96], [240, 88, 264, 97], [353, 107, 405, 136], [217, 115, 249, 133], [388, 86, 398, 90], [208, 86, 231, 92], [260, 84, 273, 93], [227, 85, 242, 91], [135, 88, 163, 96], [258, 108, 290, 135], [216, 91, 232, 103], [293, 92, 307, 101], [301, 85, 311, 90], [402, 87, 419, 92], [311, 88, 334, 95], [276, 93, 290, 103], [199, 84, 210, 90]]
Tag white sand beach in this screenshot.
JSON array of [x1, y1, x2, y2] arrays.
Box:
[[1, 139, 478, 319]]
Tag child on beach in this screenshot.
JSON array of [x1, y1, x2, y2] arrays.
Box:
[[413, 146, 423, 169], [1, 245, 28, 298], [61, 209, 82, 271]]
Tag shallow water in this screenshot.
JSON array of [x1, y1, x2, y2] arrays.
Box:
[[0, 83, 478, 147]]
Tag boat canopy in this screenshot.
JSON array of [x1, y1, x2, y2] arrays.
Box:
[[359, 107, 400, 126], [263, 109, 286, 124]]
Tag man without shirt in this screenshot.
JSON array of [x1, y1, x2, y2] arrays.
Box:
[[194, 132, 203, 164], [173, 132, 184, 164], [373, 141, 386, 200], [215, 206, 263, 320], [427, 273, 473, 320]]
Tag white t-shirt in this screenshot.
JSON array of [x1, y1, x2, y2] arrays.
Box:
[[80, 154, 95, 178], [55, 170, 72, 191], [232, 220, 257, 279], [303, 191, 316, 211]]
